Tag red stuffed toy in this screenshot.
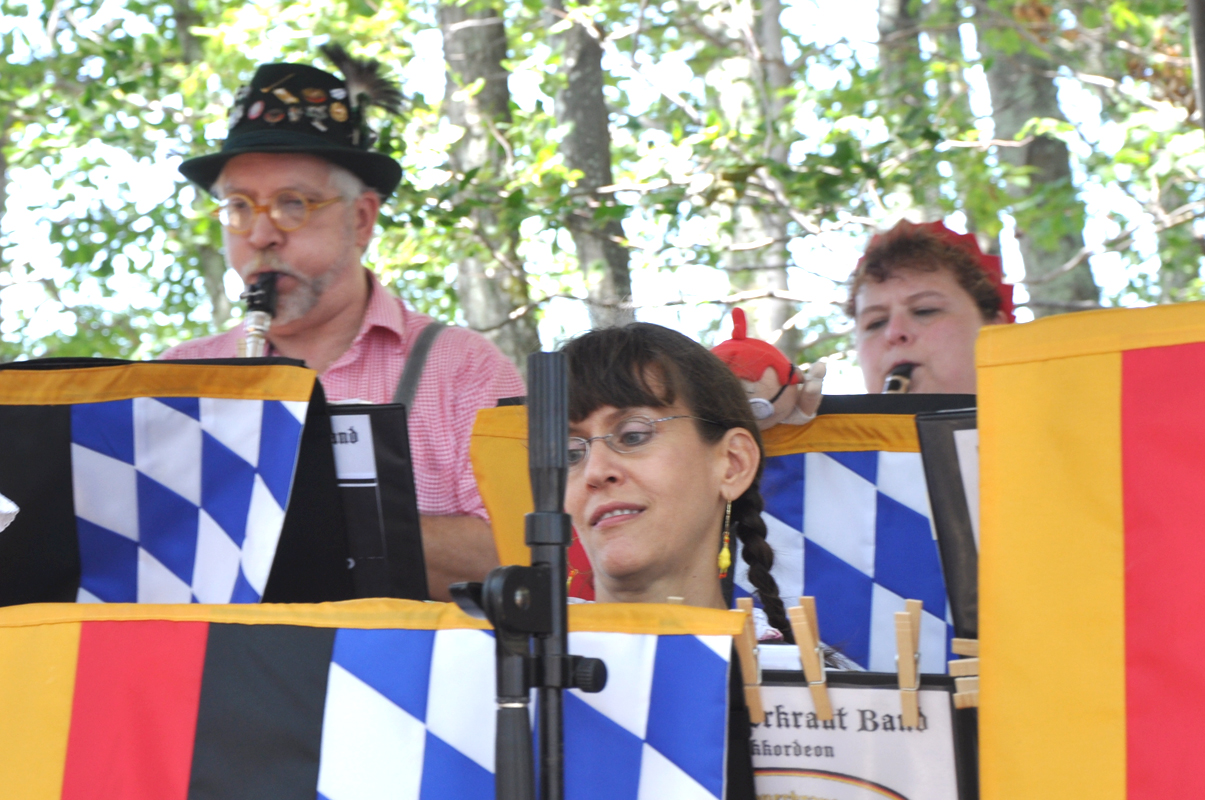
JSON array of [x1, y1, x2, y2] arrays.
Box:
[[711, 308, 825, 430]]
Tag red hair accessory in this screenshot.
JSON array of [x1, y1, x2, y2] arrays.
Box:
[[864, 220, 1016, 323], [710, 308, 799, 385]]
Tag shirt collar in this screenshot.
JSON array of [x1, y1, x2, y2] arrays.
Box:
[[357, 268, 408, 346]]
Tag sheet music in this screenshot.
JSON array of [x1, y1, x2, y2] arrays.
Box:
[[753, 684, 960, 799], [0, 491, 16, 532], [952, 428, 980, 550]]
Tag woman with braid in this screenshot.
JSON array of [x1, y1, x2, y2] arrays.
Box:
[[563, 322, 792, 800], [561, 323, 792, 642]]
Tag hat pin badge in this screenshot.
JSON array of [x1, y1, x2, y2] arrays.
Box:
[[259, 73, 296, 94], [307, 104, 330, 132]]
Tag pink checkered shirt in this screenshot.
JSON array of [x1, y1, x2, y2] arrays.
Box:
[[162, 270, 526, 520]]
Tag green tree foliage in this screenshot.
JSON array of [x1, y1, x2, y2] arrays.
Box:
[[0, 0, 1201, 368]]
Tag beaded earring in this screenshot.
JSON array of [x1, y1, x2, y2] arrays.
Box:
[[718, 501, 733, 578]]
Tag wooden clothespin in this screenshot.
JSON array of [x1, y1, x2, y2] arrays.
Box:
[[787, 597, 833, 720], [949, 636, 979, 707], [953, 676, 979, 709], [734, 597, 765, 725], [894, 599, 922, 728], [951, 638, 979, 657], [948, 657, 979, 677]]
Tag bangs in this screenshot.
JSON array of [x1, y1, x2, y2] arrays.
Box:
[[564, 325, 692, 423]]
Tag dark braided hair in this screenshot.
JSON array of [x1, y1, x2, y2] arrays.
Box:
[[561, 322, 793, 642]]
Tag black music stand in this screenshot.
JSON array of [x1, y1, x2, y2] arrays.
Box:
[[916, 409, 979, 639]]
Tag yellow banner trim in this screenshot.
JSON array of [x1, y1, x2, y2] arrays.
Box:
[[0, 363, 317, 405], [763, 413, 919, 455], [0, 598, 746, 637], [978, 301, 1205, 368], [570, 603, 746, 636]]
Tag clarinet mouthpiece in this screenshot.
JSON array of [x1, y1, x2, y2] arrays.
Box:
[[882, 363, 915, 394], [241, 272, 279, 316], [241, 272, 279, 358]]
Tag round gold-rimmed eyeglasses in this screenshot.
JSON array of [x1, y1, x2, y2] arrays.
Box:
[[213, 189, 343, 234]]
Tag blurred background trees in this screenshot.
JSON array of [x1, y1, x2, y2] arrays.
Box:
[[1, 0, 1201, 380]]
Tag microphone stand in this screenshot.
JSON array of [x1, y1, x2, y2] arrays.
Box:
[[451, 352, 607, 800]]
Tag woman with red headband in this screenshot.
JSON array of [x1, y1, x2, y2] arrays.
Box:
[[846, 220, 1016, 394]]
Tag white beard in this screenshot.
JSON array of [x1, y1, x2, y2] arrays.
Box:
[[274, 275, 327, 325], [244, 252, 334, 326]]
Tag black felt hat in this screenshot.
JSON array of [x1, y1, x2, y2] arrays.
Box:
[[180, 46, 402, 197]]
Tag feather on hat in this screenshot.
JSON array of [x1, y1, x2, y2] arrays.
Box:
[[320, 44, 403, 115]]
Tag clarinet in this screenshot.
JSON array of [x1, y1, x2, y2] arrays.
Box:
[[240, 273, 278, 358], [882, 363, 914, 394]]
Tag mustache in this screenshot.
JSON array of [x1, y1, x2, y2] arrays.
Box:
[[249, 253, 311, 286]]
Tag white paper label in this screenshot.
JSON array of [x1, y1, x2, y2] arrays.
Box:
[[752, 685, 960, 800], [330, 414, 377, 481]]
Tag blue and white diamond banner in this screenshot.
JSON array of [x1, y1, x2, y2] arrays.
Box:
[[317, 626, 734, 800], [737, 449, 953, 673], [70, 395, 309, 604]]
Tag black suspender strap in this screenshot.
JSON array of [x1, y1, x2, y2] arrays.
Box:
[[393, 322, 446, 407]]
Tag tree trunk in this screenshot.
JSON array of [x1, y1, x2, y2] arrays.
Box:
[[982, 19, 1099, 314], [199, 246, 232, 326], [172, 0, 202, 63], [0, 118, 8, 263], [174, 0, 230, 328], [547, 0, 633, 328], [720, 0, 798, 357], [1189, 0, 1205, 127], [878, 0, 947, 220], [878, 0, 923, 103], [1155, 181, 1204, 303], [0, 116, 9, 342], [440, 2, 540, 372]]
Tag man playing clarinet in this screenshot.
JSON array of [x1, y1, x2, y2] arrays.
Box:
[[163, 46, 525, 600]]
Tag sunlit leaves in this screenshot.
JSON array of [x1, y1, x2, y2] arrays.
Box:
[[0, 0, 1202, 362]]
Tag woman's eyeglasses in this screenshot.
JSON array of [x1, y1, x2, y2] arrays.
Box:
[[567, 415, 715, 468]]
